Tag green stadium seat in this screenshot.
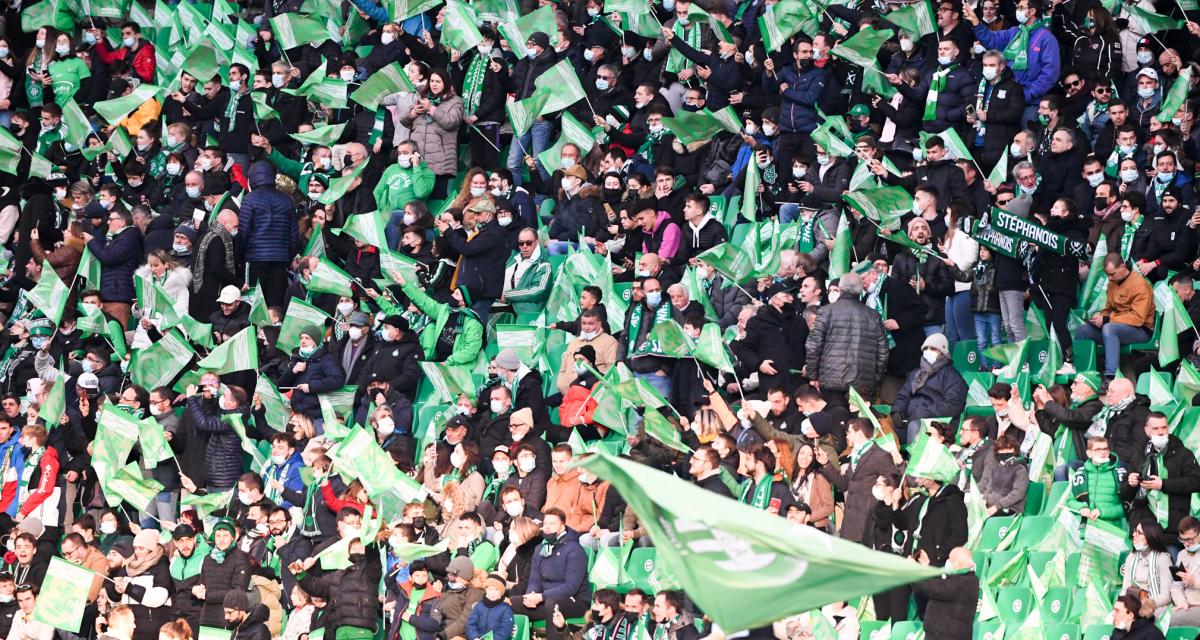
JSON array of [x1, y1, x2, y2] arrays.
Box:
[[860, 621, 890, 640], [1166, 628, 1200, 640], [1023, 482, 1046, 515], [1040, 587, 1073, 622], [889, 621, 922, 640], [583, 545, 596, 571], [976, 516, 1021, 551], [1082, 624, 1112, 640], [1012, 516, 1056, 549], [626, 548, 659, 594], [538, 198, 555, 225], [996, 587, 1033, 626], [973, 620, 1003, 640], [1121, 313, 1160, 354], [1071, 339, 1097, 374], [954, 341, 982, 371], [730, 223, 750, 249], [1043, 623, 1080, 640], [982, 550, 1024, 584], [513, 615, 531, 640]]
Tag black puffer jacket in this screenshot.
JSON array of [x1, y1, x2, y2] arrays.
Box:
[[278, 345, 346, 419], [547, 189, 607, 242], [299, 553, 385, 631], [805, 298, 889, 396], [231, 604, 272, 640], [198, 547, 252, 627], [187, 397, 246, 490], [914, 571, 980, 640], [360, 333, 422, 399], [1105, 395, 1151, 464], [892, 358, 968, 424]]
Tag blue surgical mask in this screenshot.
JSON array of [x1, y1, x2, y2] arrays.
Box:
[[272, 73, 286, 88], [299, 345, 317, 358], [122, 36, 135, 48], [230, 79, 242, 92], [172, 242, 188, 254], [1138, 87, 1155, 99], [595, 78, 609, 91], [82, 32, 96, 45], [186, 186, 202, 199], [0, 48, 10, 58], [31, 336, 47, 350], [1158, 171, 1175, 183], [646, 291, 662, 306]]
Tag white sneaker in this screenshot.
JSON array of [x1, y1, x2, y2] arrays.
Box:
[[1056, 362, 1076, 375]]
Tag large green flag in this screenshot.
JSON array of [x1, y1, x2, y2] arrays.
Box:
[[93, 84, 165, 124], [28, 260, 70, 324], [317, 159, 368, 205], [92, 403, 145, 473], [578, 454, 942, 631], [197, 326, 259, 374], [506, 89, 551, 137], [740, 159, 761, 221], [350, 62, 414, 109], [841, 186, 910, 232], [100, 461, 164, 511], [440, 1, 484, 51], [418, 362, 476, 403], [182, 489, 233, 520], [829, 26, 893, 69], [693, 323, 735, 372], [278, 297, 330, 353], [305, 257, 356, 296], [391, 539, 450, 562], [497, 4, 556, 58], [331, 427, 426, 501], [885, 0, 936, 38], [76, 246, 101, 287], [270, 13, 331, 49], [1177, 360, 1200, 404], [130, 326, 195, 386], [695, 243, 753, 283], [642, 410, 691, 453], [1124, 4, 1184, 33], [663, 107, 741, 146], [40, 376, 66, 429], [827, 214, 852, 279], [532, 59, 585, 115], [538, 112, 597, 174], [758, 0, 813, 51], [1157, 66, 1193, 123], [338, 211, 390, 249], [139, 416, 174, 466], [32, 557, 96, 632], [255, 373, 292, 430], [386, 0, 443, 21], [284, 61, 348, 108]]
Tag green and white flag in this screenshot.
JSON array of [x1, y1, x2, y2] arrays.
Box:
[[538, 112, 597, 174], [269, 13, 331, 49], [498, 4, 556, 58], [692, 323, 735, 372], [841, 186, 910, 232], [1124, 4, 1184, 33], [338, 210, 390, 249], [827, 214, 852, 280], [506, 89, 551, 137], [695, 243, 753, 282], [76, 246, 101, 287], [130, 329, 195, 390], [101, 461, 165, 511], [440, 1, 484, 51], [139, 416, 174, 466], [305, 257, 356, 296], [197, 326, 259, 374], [317, 159, 368, 205], [830, 26, 893, 69], [40, 376, 66, 429], [663, 107, 741, 146], [32, 557, 96, 632], [758, 0, 813, 51], [390, 539, 449, 562], [1156, 66, 1193, 123], [578, 454, 943, 632], [277, 297, 330, 353], [740, 157, 761, 221], [532, 59, 586, 115], [93, 84, 166, 124], [386, 0, 443, 21], [331, 427, 426, 501], [182, 489, 233, 520], [418, 362, 476, 403], [255, 373, 292, 430], [885, 0, 936, 38], [642, 410, 691, 453], [907, 438, 960, 483], [28, 260, 69, 324], [351, 62, 414, 109]]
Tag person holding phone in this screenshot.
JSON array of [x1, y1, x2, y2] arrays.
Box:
[[1121, 412, 1200, 549]]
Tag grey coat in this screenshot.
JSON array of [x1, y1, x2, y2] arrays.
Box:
[[399, 95, 464, 176], [980, 454, 1030, 513], [819, 445, 899, 544], [805, 298, 889, 396], [710, 274, 751, 329]]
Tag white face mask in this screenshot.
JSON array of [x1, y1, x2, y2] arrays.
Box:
[[1086, 172, 1104, 187], [340, 69, 355, 82], [828, 290, 840, 303], [899, 38, 912, 52], [271, 454, 287, 466], [272, 73, 286, 88], [376, 416, 395, 435], [504, 501, 524, 516], [497, 215, 512, 227], [348, 327, 364, 341], [398, 154, 413, 168], [490, 399, 507, 414], [1121, 208, 1136, 222], [238, 491, 253, 505], [100, 521, 118, 535], [518, 458, 536, 473], [337, 301, 354, 315], [1120, 168, 1139, 183], [167, 162, 182, 176], [580, 329, 598, 340], [55, 44, 70, 56], [762, 124, 776, 137], [450, 452, 465, 467], [561, 157, 576, 170], [1151, 434, 1169, 449], [871, 486, 886, 501], [469, 186, 486, 198], [382, 32, 396, 45], [922, 350, 939, 365]]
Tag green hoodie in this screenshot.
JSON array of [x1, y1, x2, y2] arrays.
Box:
[[169, 536, 212, 580], [1065, 454, 1127, 529]]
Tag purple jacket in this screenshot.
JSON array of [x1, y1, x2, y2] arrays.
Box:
[[973, 24, 1060, 102]]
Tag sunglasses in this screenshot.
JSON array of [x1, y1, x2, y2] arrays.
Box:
[[518, 240, 536, 246]]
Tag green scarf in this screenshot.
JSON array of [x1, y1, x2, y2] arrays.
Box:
[[739, 476, 774, 509], [1119, 215, 1142, 262], [637, 127, 667, 165], [924, 65, 956, 121], [209, 547, 228, 564], [400, 587, 426, 640], [16, 448, 42, 507], [666, 21, 700, 75], [462, 54, 488, 115], [223, 90, 241, 134], [631, 302, 673, 356], [1003, 25, 1032, 71], [540, 531, 565, 557]]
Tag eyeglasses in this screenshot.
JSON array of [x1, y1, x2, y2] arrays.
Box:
[[1095, 86, 1112, 93], [518, 240, 536, 246], [1065, 79, 1083, 88]]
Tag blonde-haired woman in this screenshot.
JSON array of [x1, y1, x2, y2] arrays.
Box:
[[496, 516, 542, 593], [131, 249, 192, 349]]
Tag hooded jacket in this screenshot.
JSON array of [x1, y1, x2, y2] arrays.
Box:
[[88, 226, 144, 303], [238, 163, 299, 263], [299, 554, 385, 632], [278, 345, 347, 419]]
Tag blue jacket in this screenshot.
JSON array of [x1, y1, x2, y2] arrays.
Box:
[[763, 64, 828, 133], [467, 600, 514, 640], [973, 24, 1060, 102], [238, 162, 299, 263], [262, 450, 306, 508], [88, 226, 144, 303], [893, 359, 968, 423], [0, 434, 24, 517], [528, 529, 591, 602], [278, 345, 346, 419]]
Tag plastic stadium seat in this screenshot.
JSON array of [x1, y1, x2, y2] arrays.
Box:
[[954, 341, 982, 371], [626, 548, 659, 594], [1023, 482, 1046, 515], [859, 621, 889, 640], [976, 516, 1021, 551], [1071, 339, 1097, 373], [512, 615, 531, 640], [1012, 516, 1056, 549], [1166, 628, 1200, 640], [1121, 313, 1160, 354], [1042, 481, 1071, 516], [973, 621, 1003, 640], [996, 587, 1033, 626], [1082, 624, 1112, 640], [889, 621, 923, 640], [1043, 623, 1080, 640], [1040, 587, 1073, 622]]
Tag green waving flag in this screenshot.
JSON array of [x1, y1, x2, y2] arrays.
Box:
[[28, 260, 70, 324], [830, 26, 893, 69], [32, 557, 96, 633], [93, 84, 166, 125], [1156, 66, 1193, 123], [578, 454, 943, 632], [197, 326, 259, 374]]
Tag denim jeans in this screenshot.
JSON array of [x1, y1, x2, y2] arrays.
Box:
[[635, 371, 672, 400], [546, 240, 596, 255], [140, 490, 179, 528], [922, 325, 942, 337], [975, 313, 1003, 369], [385, 210, 407, 251], [779, 203, 800, 223], [945, 291, 976, 343], [1073, 322, 1152, 376], [998, 290, 1027, 342], [505, 120, 554, 187]]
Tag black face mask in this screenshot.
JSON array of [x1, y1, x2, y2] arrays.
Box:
[[348, 552, 365, 563], [603, 188, 623, 202], [411, 516, 426, 530], [1094, 197, 1110, 210], [343, 154, 354, 167], [797, 58, 813, 70]]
